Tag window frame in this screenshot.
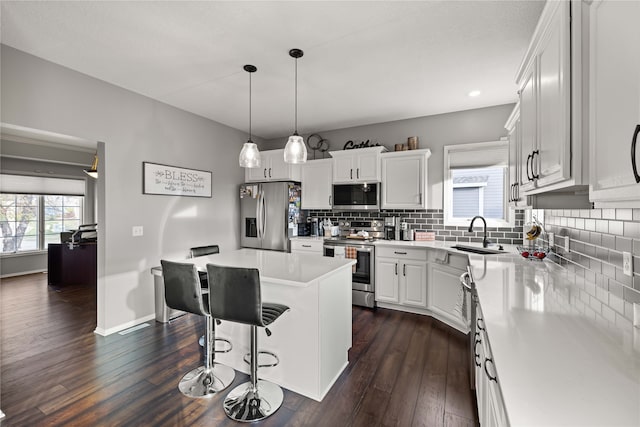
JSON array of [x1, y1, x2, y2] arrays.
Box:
[[443, 141, 514, 228], [0, 193, 84, 256]]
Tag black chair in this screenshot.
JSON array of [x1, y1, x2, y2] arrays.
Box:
[[161, 260, 235, 398], [206, 264, 290, 422], [190, 245, 220, 289]]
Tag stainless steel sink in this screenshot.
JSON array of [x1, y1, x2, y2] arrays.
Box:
[[451, 244, 504, 255]]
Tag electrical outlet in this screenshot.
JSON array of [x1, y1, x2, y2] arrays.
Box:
[[132, 226, 144, 237], [623, 251, 633, 277], [564, 235, 570, 252], [548, 232, 555, 248]]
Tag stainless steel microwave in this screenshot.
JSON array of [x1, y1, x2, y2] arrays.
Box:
[[332, 183, 380, 210]]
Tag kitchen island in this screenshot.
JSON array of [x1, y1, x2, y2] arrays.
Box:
[[153, 248, 355, 401]]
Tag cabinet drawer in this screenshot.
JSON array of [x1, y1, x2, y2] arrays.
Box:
[[376, 246, 427, 261], [291, 239, 323, 253], [428, 250, 469, 271]]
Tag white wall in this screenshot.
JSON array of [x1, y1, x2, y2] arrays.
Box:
[[264, 104, 514, 209], [1, 45, 253, 334]]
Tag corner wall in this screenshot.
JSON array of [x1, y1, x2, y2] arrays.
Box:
[[1, 45, 252, 334]]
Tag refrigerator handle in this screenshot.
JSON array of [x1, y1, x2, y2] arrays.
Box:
[[256, 190, 262, 239], [261, 191, 267, 238]]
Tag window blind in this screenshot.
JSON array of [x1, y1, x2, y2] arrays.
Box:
[[0, 174, 85, 196], [446, 141, 508, 169]]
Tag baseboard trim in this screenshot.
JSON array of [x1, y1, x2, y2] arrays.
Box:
[[0, 269, 47, 279], [94, 314, 156, 336]]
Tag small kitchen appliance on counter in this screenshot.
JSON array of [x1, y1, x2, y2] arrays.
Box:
[[384, 217, 398, 240]]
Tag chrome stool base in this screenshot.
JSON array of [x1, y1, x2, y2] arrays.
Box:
[[223, 380, 284, 422], [178, 363, 236, 398]]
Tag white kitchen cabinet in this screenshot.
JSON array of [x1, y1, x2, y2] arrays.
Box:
[[426, 250, 469, 333], [329, 146, 386, 183], [475, 302, 509, 427], [301, 159, 333, 209], [375, 246, 427, 308], [589, 0, 640, 206], [290, 238, 324, 255], [504, 105, 529, 208], [515, 0, 587, 195], [380, 149, 431, 209], [245, 149, 301, 182]]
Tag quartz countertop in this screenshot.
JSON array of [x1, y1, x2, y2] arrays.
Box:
[[467, 252, 640, 426], [155, 248, 355, 287]]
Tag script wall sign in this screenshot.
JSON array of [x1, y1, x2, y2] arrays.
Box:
[[343, 139, 382, 150], [143, 162, 212, 198]]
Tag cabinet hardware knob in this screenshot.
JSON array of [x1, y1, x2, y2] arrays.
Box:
[[531, 150, 540, 179], [394, 251, 407, 255], [350, 169, 353, 180], [395, 263, 398, 275], [302, 244, 311, 248], [484, 357, 497, 382], [526, 153, 533, 181], [403, 264, 406, 276]]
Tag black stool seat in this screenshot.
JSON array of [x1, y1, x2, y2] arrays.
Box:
[[206, 263, 290, 422], [190, 245, 219, 289], [161, 260, 235, 398]]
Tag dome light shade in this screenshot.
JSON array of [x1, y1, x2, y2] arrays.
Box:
[[239, 141, 261, 168], [283, 134, 307, 164]]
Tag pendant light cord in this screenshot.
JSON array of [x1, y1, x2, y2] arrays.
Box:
[[249, 70, 252, 142], [294, 56, 298, 134]]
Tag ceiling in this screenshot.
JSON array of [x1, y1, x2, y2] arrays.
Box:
[[0, 1, 545, 140]]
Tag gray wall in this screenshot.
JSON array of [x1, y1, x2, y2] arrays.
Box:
[[263, 104, 514, 209], [1, 45, 252, 334]]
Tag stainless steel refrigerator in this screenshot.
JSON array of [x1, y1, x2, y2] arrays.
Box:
[[240, 182, 301, 252]]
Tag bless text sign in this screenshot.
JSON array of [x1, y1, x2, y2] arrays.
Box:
[[143, 162, 212, 198]]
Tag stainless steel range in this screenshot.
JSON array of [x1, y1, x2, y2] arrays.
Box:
[[322, 220, 383, 308]]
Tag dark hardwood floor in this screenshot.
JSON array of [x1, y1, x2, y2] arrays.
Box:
[[1, 273, 478, 426]]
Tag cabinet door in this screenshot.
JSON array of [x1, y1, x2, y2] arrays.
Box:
[[301, 159, 332, 209], [245, 154, 268, 182], [356, 151, 380, 182], [266, 151, 288, 181], [427, 263, 466, 330], [375, 257, 399, 303], [519, 62, 537, 193], [333, 155, 355, 183], [590, 0, 640, 203], [536, 0, 571, 188], [508, 119, 519, 204], [400, 260, 427, 308], [381, 155, 424, 209]]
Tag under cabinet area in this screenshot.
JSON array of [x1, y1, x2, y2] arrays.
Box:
[[588, 0, 640, 206], [329, 146, 386, 183], [245, 149, 301, 182], [301, 159, 333, 209], [380, 149, 430, 209]]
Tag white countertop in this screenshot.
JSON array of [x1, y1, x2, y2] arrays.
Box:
[[156, 248, 355, 287], [467, 252, 640, 426]]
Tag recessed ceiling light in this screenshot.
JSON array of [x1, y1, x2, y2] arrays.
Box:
[[468, 90, 481, 97]]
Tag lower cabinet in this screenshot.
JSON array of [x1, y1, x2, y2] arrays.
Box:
[[426, 251, 469, 332], [375, 247, 427, 308], [475, 302, 509, 427], [290, 239, 324, 255]]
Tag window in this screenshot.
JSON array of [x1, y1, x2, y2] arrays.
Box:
[[0, 194, 84, 254], [444, 141, 513, 227]]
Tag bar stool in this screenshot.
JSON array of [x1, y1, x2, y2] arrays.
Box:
[[189, 245, 220, 347], [206, 264, 290, 422], [161, 260, 235, 398]]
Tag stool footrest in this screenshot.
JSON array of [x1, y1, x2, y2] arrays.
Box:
[[243, 350, 279, 368], [214, 337, 232, 353]]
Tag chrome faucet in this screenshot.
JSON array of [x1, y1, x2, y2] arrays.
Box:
[[468, 216, 489, 248]]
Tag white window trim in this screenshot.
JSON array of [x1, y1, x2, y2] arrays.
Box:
[[444, 141, 514, 228]]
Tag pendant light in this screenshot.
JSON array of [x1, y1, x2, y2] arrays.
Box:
[[84, 153, 99, 178], [239, 64, 261, 168], [284, 48, 307, 164]]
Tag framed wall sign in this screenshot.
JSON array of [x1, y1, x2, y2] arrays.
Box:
[[143, 162, 212, 198]]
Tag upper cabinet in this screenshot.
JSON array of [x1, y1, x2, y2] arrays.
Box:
[[381, 149, 431, 209], [588, 0, 640, 206], [245, 149, 301, 183], [505, 105, 530, 208], [301, 158, 333, 209], [515, 0, 587, 195], [329, 146, 387, 183]]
